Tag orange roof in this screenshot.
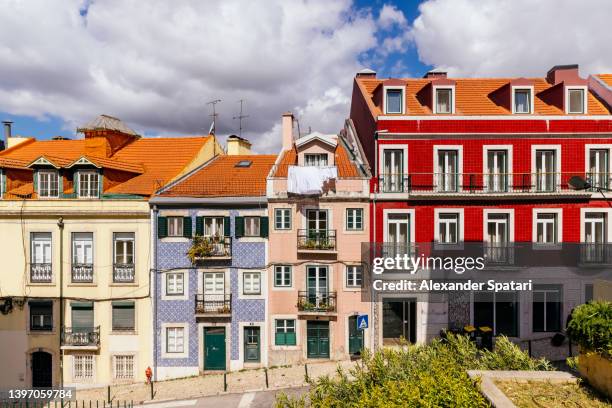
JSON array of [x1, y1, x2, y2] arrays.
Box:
[[272, 143, 360, 178], [597, 74, 612, 87], [160, 155, 276, 197], [357, 76, 611, 116], [0, 134, 213, 197]]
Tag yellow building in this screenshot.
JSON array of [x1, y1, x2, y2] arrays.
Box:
[[0, 115, 222, 388]]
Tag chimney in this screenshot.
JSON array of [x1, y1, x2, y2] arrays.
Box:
[[281, 112, 294, 150], [546, 64, 580, 85], [423, 71, 447, 79], [3, 121, 12, 147], [356, 68, 377, 78], [226, 135, 252, 155]]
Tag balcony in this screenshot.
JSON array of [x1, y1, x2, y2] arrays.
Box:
[[377, 172, 594, 196], [580, 244, 612, 265], [113, 263, 135, 283], [30, 263, 52, 283], [297, 229, 337, 252], [195, 293, 232, 317], [190, 236, 232, 261], [72, 263, 94, 283], [297, 291, 337, 315], [61, 326, 100, 350], [484, 245, 515, 266]]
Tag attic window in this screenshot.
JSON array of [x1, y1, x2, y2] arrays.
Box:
[[235, 160, 252, 168], [435, 88, 453, 114], [385, 89, 403, 114], [567, 88, 585, 114], [513, 89, 531, 114], [304, 153, 328, 167]]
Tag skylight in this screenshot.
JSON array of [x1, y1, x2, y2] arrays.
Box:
[[235, 160, 252, 168]]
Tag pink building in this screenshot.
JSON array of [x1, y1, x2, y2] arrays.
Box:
[[266, 113, 371, 365]]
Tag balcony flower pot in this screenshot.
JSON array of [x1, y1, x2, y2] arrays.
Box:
[[187, 235, 217, 263]]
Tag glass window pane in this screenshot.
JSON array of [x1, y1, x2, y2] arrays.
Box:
[[386, 89, 402, 114]]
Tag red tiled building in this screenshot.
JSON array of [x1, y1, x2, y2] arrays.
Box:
[[350, 65, 612, 351]]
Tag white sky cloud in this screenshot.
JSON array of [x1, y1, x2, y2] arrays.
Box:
[[0, 0, 387, 151], [411, 0, 612, 77]]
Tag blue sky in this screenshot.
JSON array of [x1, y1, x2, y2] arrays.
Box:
[[0, 0, 610, 151]]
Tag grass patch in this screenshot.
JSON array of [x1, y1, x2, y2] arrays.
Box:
[[495, 379, 611, 407]]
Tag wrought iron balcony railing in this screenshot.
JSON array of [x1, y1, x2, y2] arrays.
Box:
[[113, 263, 135, 283], [191, 236, 232, 259], [195, 293, 232, 315], [30, 263, 52, 283], [72, 263, 94, 283], [61, 326, 100, 347], [580, 243, 612, 265], [297, 291, 337, 313], [297, 229, 337, 251], [377, 172, 606, 194]]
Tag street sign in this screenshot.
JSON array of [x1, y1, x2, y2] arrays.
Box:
[[357, 314, 368, 330]]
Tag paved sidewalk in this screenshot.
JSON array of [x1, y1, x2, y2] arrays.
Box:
[[75, 360, 356, 404]]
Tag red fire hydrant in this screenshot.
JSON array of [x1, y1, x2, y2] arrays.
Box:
[[145, 366, 152, 384]]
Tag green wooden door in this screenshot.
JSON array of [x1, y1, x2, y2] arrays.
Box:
[[204, 327, 226, 370], [307, 321, 330, 358], [244, 327, 260, 362], [348, 316, 364, 355]]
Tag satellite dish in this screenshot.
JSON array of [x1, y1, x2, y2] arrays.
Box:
[[568, 176, 590, 190]]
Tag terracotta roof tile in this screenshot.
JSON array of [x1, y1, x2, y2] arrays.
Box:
[[160, 154, 276, 197], [597, 74, 612, 87], [272, 143, 360, 178], [357, 77, 611, 116]]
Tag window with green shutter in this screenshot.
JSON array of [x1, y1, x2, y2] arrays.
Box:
[[112, 301, 135, 332], [234, 216, 244, 237], [275, 319, 296, 345], [260, 216, 269, 238], [195, 216, 204, 236], [157, 216, 168, 238], [224, 216, 231, 236], [183, 216, 192, 238]]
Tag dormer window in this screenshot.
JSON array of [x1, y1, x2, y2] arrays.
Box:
[[304, 153, 328, 167], [77, 170, 99, 198], [567, 88, 586, 114], [385, 88, 403, 114], [513, 88, 532, 114], [38, 170, 59, 198], [435, 88, 453, 114]]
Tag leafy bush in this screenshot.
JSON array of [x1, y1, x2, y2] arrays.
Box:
[[567, 301, 612, 357], [275, 334, 552, 408]]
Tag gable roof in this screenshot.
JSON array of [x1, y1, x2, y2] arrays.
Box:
[[271, 140, 361, 178], [294, 132, 337, 149], [356, 76, 611, 117], [159, 154, 277, 198]]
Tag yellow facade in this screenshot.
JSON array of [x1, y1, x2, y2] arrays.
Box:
[[0, 199, 152, 388]]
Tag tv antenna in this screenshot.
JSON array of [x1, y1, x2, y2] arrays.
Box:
[[207, 99, 221, 134], [233, 99, 249, 137]]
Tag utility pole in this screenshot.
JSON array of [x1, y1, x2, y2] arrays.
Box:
[[232, 99, 249, 137], [207, 99, 221, 135]]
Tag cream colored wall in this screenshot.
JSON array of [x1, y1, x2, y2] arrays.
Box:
[[0, 199, 152, 387], [171, 137, 224, 182]]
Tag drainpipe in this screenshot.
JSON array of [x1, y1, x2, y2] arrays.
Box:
[[57, 217, 64, 388], [152, 205, 158, 381], [372, 131, 378, 351]]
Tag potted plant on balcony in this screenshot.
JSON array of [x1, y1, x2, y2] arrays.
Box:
[[187, 235, 215, 263], [297, 298, 315, 311]]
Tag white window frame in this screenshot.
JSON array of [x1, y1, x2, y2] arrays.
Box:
[[113, 354, 135, 380], [565, 86, 588, 114], [166, 272, 184, 296], [532, 285, 563, 333], [31, 232, 52, 265], [72, 354, 95, 382], [77, 170, 99, 198], [584, 144, 612, 189], [273, 265, 292, 289], [434, 208, 465, 246], [483, 145, 513, 192], [433, 86, 455, 114], [532, 209, 563, 248], [113, 232, 135, 265], [38, 170, 59, 198], [345, 265, 363, 289], [511, 86, 534, 114], [271, 314, 300, 349], [203, 216, 225, 237], [242, 272, 261, 295], [274, 208, 292, 230], [383, 209, 416, 244], [433, 145, 463, 192], [244, 216, 261, 237], [304, 153, 329, 167], [483, 209, 515, 243], [346, 208, 364, 231], [0, 169, 4, 199], [383, 86, 405, 114], [167, 216, 184, 237], [378, 144, 408, 192], [531, 145, 561, 192], [163, 324, 188, 358], [580, 208, 612, 243]]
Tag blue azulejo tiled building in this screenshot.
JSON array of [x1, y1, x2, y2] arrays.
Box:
[[150, 151, 276, 379]]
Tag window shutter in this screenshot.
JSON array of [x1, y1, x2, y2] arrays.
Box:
[[71, 302, 93, 331], [275, 332, 285, 345], [286, 332, 296, 345], [183, 217, 192, 238], [260, 216, 269, 238], [158, 216, 168, 238], [98, 170, 103, 197], [224, 216, 232, 237], [234, 216, 243, 238], [73, 172, 79, 196], [112, 302, 135, 331], [195, 216, 204, 236], [33, 171, 38, 194], [58, 170, 64, 195]]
